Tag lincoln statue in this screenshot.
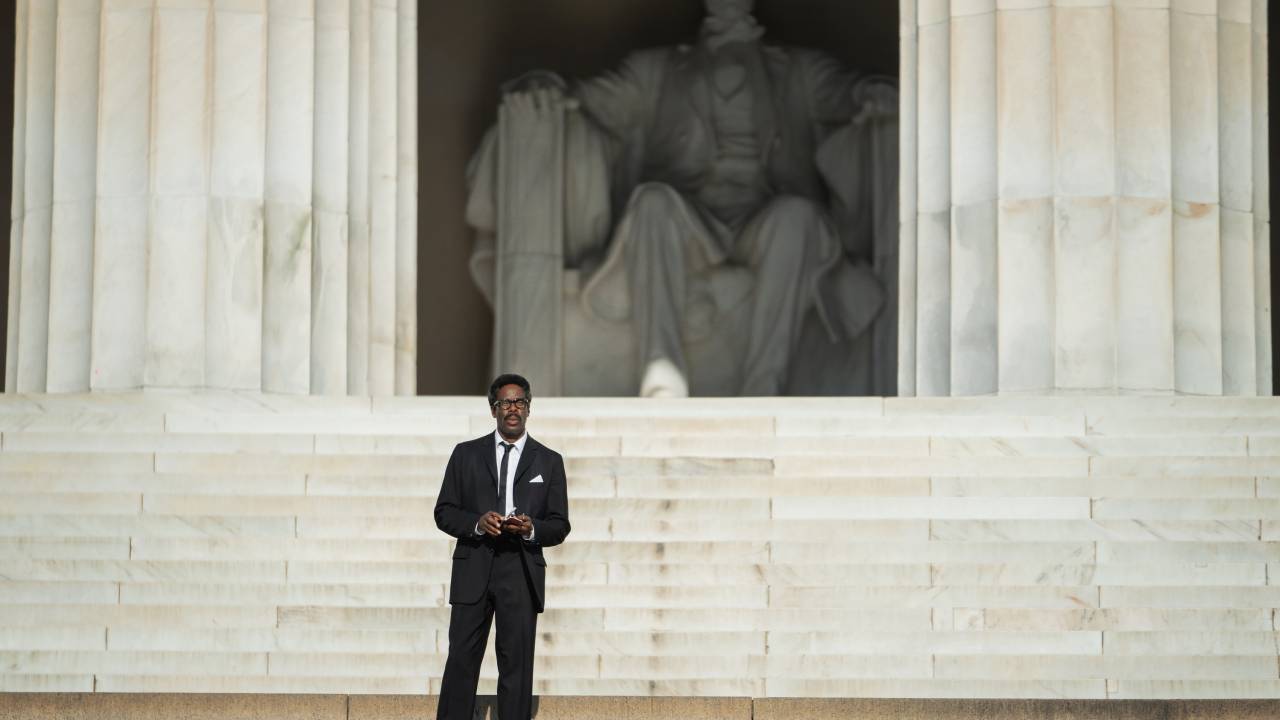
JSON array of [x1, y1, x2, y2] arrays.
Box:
[[466, 0, 898, 397]]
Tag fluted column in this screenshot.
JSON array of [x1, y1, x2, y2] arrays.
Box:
[[899, 0, 1271, 397], [5, 0, 418, 396]]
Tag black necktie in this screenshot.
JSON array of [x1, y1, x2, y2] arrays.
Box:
[[498, 442, 513, 515]]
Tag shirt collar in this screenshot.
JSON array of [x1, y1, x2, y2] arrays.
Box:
[[495, 430, 528, 453]]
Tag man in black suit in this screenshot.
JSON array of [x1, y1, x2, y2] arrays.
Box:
[[434, 373, 571, 720]]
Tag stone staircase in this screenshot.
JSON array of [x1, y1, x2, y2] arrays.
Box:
[[0, 392, 1278, 703]]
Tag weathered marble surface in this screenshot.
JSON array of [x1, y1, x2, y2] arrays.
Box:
[[900, 0, 1272, 396], [5, 0, 417, 396]]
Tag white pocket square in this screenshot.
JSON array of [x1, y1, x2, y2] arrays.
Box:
[[529, 475, 544, 484]]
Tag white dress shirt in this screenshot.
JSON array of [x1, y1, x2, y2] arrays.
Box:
[[473, 431, 533, 540], [493, 430, 527, 517]]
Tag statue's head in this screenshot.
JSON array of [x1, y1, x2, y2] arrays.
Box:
[[704, 0, 754, 23], [702, 0, 762, 49]]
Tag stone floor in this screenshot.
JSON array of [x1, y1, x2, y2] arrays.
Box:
[[2, 694, 1280, 719]]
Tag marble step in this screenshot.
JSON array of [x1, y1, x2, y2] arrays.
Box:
[[0, 516, 1263, 543], [7, 451, 1280, 480], [5, 474, 1267, 503], [4, 651, 1272, 685], [0, 672, 1273, 698], [8, 693, 1276, 716], [4, 581, 1279, 613], [0, 607, 1270, 636], [0, 533, 1273, 565], [0, 492, 995, 525], [2, 393, 1278, 701], [5, 393, 1280, 419], [10, 431, 1276, 460]]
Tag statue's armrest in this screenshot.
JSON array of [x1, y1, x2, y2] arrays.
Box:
[[463, 77, 617, 395], [488, 84, 579, 394], [816, 87, 898, 266], [466, 86, 613, 271]]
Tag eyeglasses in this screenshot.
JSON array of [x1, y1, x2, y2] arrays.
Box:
[[493, 398, 529, 411]]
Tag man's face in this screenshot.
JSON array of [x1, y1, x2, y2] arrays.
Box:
[[705, 0, 753, 22], [491, 384, 530, 440]]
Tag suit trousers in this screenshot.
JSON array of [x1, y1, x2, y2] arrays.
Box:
[[437, 543, 538, 720]]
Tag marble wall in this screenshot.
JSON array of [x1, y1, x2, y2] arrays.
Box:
[[5, 0, 417, 396], [898, 0, 1272, 397]]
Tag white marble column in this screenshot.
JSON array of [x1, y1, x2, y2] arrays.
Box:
[[896, 2, 919, 397], [5, 0, 418, 396], [899, 0, 1271, 396], [263, 0, 315, 394]]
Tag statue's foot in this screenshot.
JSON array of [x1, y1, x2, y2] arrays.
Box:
[[640, 358, 689, 398]]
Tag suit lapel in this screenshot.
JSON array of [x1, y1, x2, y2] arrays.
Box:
[[482, 435, 498, 486], [684, 50, 714, 141], [478, 435, 499, 512], [746, 45, 778, 163], [514, 437, 539, 487]]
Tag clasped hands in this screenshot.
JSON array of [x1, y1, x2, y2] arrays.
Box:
[[478, 511, 533, 539]]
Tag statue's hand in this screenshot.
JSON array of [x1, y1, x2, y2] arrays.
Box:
[[504, 85, 577, 123], [851, 77, 897, 125], [501, 70, 578, 116], [501, 69, 568, 95]]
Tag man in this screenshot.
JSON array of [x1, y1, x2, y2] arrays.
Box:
[[434, 373, 571, 720]]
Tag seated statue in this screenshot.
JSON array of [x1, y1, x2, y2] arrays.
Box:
[[466, 0, 898, 397]]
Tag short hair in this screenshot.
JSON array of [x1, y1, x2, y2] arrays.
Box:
[[488, 373, 532, 407]]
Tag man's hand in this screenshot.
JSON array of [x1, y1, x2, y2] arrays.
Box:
[[502, 514, 533, 538], [478, 511, 504, 537]]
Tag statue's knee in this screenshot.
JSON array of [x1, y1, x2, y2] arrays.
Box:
[[624, 183, 692, 258], [750, 196, 819, 268], [762, 195, 823, 226], [627, 182, 684, 215]]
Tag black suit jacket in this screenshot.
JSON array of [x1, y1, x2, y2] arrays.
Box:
[[433, 434, 571, 613]]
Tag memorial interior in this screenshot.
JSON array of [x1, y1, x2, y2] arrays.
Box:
[[418, 0, 900, 396]]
